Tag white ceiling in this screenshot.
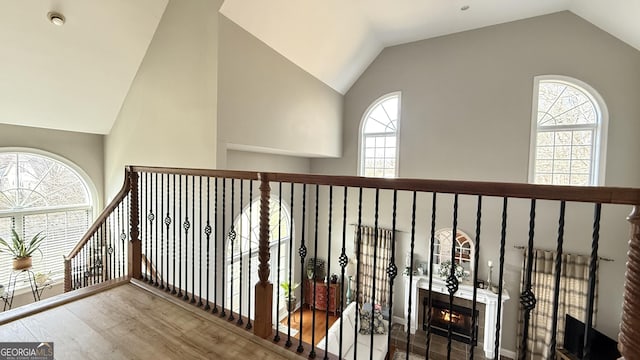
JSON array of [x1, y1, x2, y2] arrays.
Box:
[[0, 0, 168, 134], [1, 0, 638, 135], [221, 0, 640, 94]]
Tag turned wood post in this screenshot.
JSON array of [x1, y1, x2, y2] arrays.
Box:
[[254, 173, 273, 339], [128, 168, 142, 280], [620, 205, 640, 359], [63, 257, 71, 292]]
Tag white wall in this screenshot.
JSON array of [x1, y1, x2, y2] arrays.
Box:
[[217, 15, 343, 164], [105, 0, 222, 200], [312, 11, 640, 353]]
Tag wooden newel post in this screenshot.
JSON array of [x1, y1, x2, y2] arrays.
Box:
[[620, 205, 640, 359], [63, 257, 71, 292], [254, 173, 273, 339], [128, 168, 142, 280]]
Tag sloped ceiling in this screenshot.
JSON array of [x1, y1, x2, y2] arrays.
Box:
[[221, 0, 640, 94], [0, 0, 168, 134]]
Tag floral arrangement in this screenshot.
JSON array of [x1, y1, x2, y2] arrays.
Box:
[[438, 260, 468, 281]]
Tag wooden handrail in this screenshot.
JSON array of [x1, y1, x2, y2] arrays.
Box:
[[129, 165, 260, 180], [65, 167, 132, 260], [264, 172, 640, 205]]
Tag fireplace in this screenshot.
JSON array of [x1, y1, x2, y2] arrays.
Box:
[[422, 298, 478, 345]]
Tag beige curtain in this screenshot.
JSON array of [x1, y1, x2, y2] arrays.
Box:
[[355, 225, 393, 306], [516, 249, 597, 360]]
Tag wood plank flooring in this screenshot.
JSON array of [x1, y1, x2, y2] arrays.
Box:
[[280, 307, 338, 346], [0, 284, 296, 360]]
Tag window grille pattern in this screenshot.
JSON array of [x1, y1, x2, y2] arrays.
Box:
[[360, 93, 400, 178]]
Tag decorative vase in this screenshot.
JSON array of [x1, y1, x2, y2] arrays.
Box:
[[13, 257, 32, 270], [286, 296, 297, 312]]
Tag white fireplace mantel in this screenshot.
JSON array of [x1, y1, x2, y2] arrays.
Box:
[[403, 275, 510, 359]]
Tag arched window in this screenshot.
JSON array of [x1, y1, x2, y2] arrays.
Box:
[[529, 76, 608, 186], [0, 150, 95, 286], [360, 92, 401, 178], [226, 198, 291, 316]]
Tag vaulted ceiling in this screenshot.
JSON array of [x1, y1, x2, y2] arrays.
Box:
[[1, 0, 638, 134]]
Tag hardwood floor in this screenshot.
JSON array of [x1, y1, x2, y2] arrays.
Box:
[[280, 307, 338, 346], [0, 284, 296, 360]]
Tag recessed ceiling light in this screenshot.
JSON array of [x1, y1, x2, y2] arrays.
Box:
[[461, 5, 470, 11], [48, 12, 65, 26]]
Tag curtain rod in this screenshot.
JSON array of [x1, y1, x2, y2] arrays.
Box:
[[349, 223, 408, 233], [513, 245, 614, 262]]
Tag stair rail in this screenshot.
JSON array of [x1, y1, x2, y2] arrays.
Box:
[[63, 165, 640, 360]]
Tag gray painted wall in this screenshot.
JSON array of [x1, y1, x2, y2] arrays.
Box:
[[312, 11, 640, 354], [105, 0, 221, 200], [217, 15, 343, 165], [0, 124, 104, 209]]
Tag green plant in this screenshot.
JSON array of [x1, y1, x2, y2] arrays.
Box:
[[0, 229, 45, 259], [280, 281, 299, 298]]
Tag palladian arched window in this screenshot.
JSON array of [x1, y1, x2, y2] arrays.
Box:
[[0, 151, 95, 286], [359, 92, 401, 178]]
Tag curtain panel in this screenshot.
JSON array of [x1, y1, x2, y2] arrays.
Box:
[[355, 225, 393, 306], [516, 249, 597, 360]]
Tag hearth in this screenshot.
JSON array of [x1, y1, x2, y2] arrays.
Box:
[[422, 298, 478, 345]]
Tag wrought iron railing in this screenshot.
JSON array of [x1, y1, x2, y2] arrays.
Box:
[[64, 166, 640, 360]]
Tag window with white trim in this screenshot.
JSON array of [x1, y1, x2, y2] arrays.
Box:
[[529, 77, 608, 186], [0, 152, 94, 287], [226, 198, 291, 317], [360, 92, 401, 178]]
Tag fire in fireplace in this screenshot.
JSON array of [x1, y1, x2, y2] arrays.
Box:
[[422, 298, 478, 345]]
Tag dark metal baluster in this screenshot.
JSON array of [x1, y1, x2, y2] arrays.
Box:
[[583, 203, 602, 360], [142, 172, 147, 282], [123, 198, 128, 277], [204, 177, 212, 310], [246, 180, 253, 329], [297, 183, 307, 354], [160, 174, 165, 290], [220, 178, 227, 317], [370, 188, 380, 360], [494, 197, 508, 358], [183, 176, 191, 301], [178, 175, 184, 298], [406, 191, 417, 360], [426, 193, 437, 357], [117, 204, 122, 278], [229, 179, 236, 321], [386, 190, 398, 358], [198, 176, 204, 307], [286, 182, 295, 347], [469, 195, 482, 360], [190, 176, 196, 303], [519, 199, 538, 359], [323, 186, 333, 359], [154, 173, 159, 287], [99, 224, 105, 283], [172, 174, 177, 295], [310, 184, 320, 358], [549, 201, 566, 356], [213, 177, 219, 314], [354, 187, 363, 360], [149, 173, 156, 285], [338, 186, 349, 359], [446, 194, 459, 360], [237, 179, 244, 324], [274, 183, 282, 342]]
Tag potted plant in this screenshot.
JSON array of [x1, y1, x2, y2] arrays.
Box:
[[0, 229, 45, 270], [280, 280, 299, 312]]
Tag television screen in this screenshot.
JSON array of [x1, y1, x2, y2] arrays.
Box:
[[563, 314, 620, 360]]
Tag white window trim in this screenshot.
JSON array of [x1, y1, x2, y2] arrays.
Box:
[[527, 75, 609, 186], [358, 91, 402, 177]]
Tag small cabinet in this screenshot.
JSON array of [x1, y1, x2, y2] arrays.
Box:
[[304, 280, 341, 316]]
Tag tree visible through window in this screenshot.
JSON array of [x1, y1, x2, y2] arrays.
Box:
[[360, 92, 400, 178], [529, 77, 607, 186], [0, 151, 93, 287]]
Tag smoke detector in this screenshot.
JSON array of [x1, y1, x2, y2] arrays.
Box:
[[48, 12, 65, 26]]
